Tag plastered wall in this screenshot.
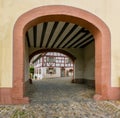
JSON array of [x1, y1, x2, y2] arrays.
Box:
[[83, 42, 95, 80], [42, 68, 61, 79], [64, 48, 84, 79], [0, 36, 12, 87], [0, 41, 2, 86], [0, 0, 120, 87]]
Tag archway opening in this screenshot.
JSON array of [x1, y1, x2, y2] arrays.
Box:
[[30, 51, 74, 80], [11, 5, 113, 104], [26, 49, 95, 103]]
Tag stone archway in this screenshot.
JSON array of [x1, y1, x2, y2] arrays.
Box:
[[9, 5, 119, 104], [29, 49, 76, 62], [29, 48, 76, 81]]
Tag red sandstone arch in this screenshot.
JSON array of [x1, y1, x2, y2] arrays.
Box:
[[1, 5, 119, 104]]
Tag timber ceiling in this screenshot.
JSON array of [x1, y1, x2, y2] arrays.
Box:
[[26, 21, 94, 48]]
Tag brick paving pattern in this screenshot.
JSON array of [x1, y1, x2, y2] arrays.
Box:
[[0, 78, 120, 118]]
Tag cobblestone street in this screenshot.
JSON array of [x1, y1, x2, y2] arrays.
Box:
[[0, 78, 120, 118]]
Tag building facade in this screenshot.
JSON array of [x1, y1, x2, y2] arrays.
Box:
[[0, 0, 120, 104], [31, 52, 73, 79]]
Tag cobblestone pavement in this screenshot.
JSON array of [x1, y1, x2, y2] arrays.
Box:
[[0, 78, 120, 118]]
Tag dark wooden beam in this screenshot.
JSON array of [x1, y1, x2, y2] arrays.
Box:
[[51, 22, 69, 48], [80, 39, 94, 48], [74, 35, 93, 48], [40, 22, 48, 48], [62, 27, 85, 48], [26, 32, 31, 47], [56, 24, 78, 48], [67, 30, 90, 48], [33, 25, 37, 47], [45, 22, 59, 48]]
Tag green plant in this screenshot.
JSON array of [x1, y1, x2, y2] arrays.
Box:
[[29, 67, 34, 75]]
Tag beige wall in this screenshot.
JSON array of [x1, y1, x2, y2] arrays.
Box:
[[0, 0, 120, 87], [0, 37, 12, 87], [105, 1, 120, 87], [0, 41, 2, 86]]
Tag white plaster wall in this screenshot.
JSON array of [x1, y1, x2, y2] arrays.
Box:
[[64, 48, 84, 79], [42, 67, 60, 79], [83, 42, 95, 80], [0, 0, 120, 87]]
